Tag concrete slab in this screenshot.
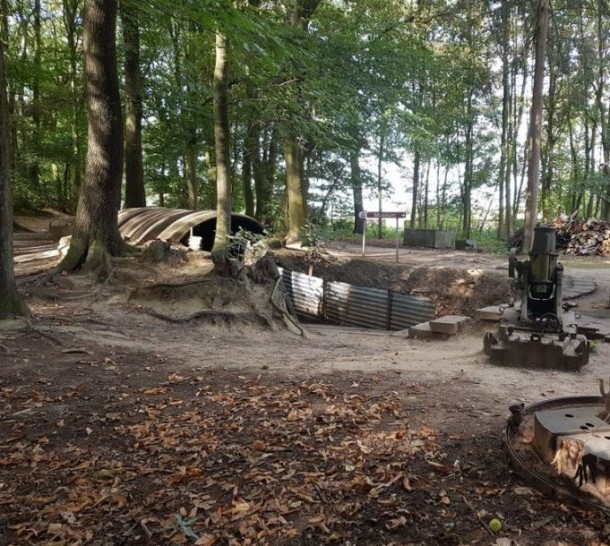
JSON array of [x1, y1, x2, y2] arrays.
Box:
[[429, 315, 472, 335], [407, 322, 450, 340], [474, 305, 504, 322]]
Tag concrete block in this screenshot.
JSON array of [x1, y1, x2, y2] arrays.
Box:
[[429, 315, 472, 335], [404, 229, 456, 249], [475, 305, 504, 322], [408, 322, 450, 340]]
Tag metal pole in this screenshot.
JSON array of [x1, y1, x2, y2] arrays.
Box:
[[395, 216, 399, 263], [362, 220, 366, 256]]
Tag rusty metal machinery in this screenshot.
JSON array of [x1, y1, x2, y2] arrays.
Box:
[[484, 226, 589, 370], [505, 386, 610, 512]]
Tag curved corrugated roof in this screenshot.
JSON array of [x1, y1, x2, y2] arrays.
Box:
[[118, 207, 265, 251]]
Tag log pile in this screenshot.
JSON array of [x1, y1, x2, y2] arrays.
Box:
[[561, 218, 610, 256], [509, 216, 610, 256]]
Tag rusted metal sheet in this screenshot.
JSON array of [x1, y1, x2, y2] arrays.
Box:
[[280, 268, 323, 318], [117, 207, 264, 249], [280, 269, 435, 331]]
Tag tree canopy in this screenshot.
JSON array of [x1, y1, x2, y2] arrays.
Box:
[[2, 0, 610, 250]]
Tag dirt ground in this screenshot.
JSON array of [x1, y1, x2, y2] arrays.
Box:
[[3, 218, 610, 545]]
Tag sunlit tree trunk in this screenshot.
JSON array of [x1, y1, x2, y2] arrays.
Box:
[[0, 15, 28, 318], [60, 0, 126, 272], [212, 31, 232, 254], [285, 136, 307, 243], [121, 0, 146, 208], [523, 0, 549, 253], [283, 0, 321, 243]]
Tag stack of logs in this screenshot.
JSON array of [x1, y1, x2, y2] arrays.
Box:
[[509, 217, 610, 256]]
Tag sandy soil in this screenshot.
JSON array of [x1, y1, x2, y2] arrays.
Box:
[[3, 218, 610, 545]]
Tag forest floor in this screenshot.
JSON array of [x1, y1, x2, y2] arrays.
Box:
[[3, 212, 610, 545]]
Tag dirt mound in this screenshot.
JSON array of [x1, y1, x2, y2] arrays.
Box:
[[402, 266, 511, 316], [273, 250, 511, 316], [128, 277, 281, 328]]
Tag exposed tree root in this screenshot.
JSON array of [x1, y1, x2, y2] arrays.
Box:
[[18, 269, 60, 287], [27, 325, 64, 346], [271, 277, 307, 338], [138, 308, 263, 324], [133, 279, 212, 292]]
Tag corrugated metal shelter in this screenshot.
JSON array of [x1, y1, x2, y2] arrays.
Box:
[[118, 207, 265, 251]]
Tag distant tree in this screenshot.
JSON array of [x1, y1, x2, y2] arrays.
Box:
[[523, 0, 549, 252], [121, 0, 146, 208], [0, 15, 28, 319], [60, 0, 127, 273]]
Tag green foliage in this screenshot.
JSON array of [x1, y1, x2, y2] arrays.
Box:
[[5, 0, 610, 242]]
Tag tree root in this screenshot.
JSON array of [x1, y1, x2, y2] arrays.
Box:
[[271, 277, 307, 338], [138, 308, 259, 324], [18, 269, 60, 287], [136, 279, 212, 291], [27, 326, 64, 346], [87, 268, 116, 303]]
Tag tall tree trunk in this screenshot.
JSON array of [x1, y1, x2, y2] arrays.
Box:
[[242, 87, 257, 217], [282, 0, 321, 243], [423, 159, 430, 228], [60, 0, 125, 272], [64, 0, 83, 211], [212, 31, 232, 254], [0, 14, 28, 318], [350, 145, 365, 234], [595, 1, 610, 219], [254, 126, 276, 225], [121, 0, 146, 208], [30, 0, 42, 198], [184, 145, 198, 209], [285, 136, 307, 243], [540, 37, 558, 219], [377, 131, 384, 238], [498, 0, 510, 239], [462, 95, 474, 239], [410, 150, 421, 229], [522, 0, 549, 253]]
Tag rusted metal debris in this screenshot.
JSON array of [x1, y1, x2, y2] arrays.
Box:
[[506, 383, 610, 511]]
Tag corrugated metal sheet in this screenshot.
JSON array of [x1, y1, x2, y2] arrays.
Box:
[[390, 292, 436, 330], [117, 207, 264, 248], [280, 268, 435, 331], [280, 268, 323, 317], [327, 282, 389, 329]]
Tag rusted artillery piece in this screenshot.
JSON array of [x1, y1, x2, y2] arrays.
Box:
[[484, 226, 589, 370]]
